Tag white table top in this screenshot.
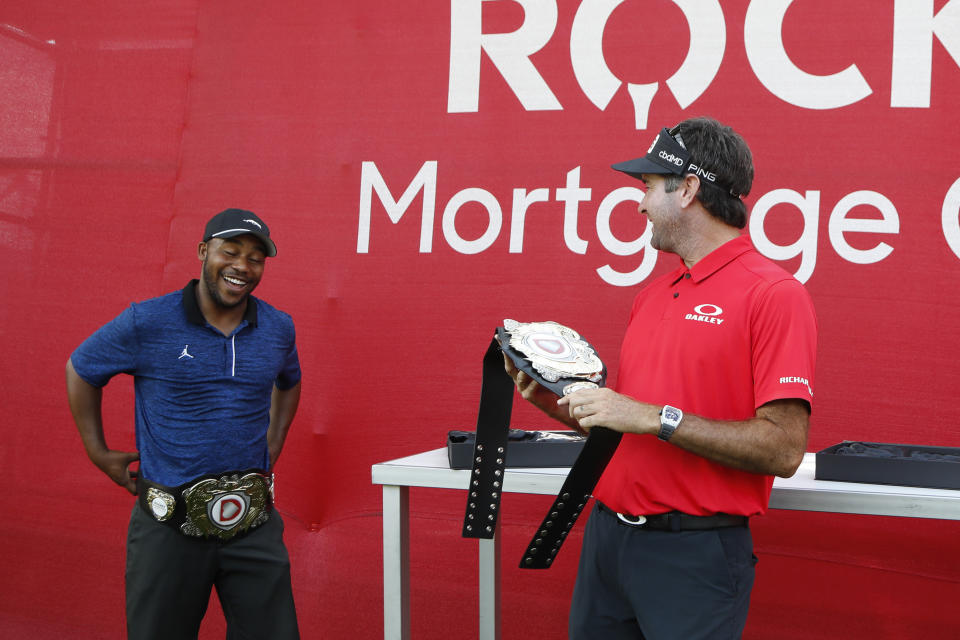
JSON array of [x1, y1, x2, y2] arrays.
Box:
[[372, 449, 960, 520]]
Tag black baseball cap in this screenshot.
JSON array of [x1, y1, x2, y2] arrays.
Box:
[[203, 208, 277, 257], [612, 127, 742, 197]]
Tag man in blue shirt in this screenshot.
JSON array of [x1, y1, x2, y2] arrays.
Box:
[[66, 208, 302, 639]]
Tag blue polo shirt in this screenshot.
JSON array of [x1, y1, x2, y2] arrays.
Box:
[[71, 280, 301, 487]]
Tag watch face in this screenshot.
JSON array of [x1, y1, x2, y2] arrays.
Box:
[[664, 408, 680, 423]]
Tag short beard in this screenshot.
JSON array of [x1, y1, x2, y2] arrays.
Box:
[[201, 259, 247, 309]]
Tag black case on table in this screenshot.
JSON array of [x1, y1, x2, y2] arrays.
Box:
[[815, 441, 960, 490], [447, 429, 585, 469]]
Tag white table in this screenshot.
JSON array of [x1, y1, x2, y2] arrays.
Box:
[[371, 449, 960, 640]]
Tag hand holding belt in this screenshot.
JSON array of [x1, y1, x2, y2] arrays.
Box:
[[462, 320, 623, 569]]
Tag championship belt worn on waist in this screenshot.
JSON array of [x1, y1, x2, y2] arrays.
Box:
[[462, 319, 622, 569], [137, 470, 273, 541]]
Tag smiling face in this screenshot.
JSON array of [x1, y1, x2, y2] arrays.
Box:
[[197, 235, 266, 309]]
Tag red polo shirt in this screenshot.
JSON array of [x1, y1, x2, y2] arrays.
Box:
[[592, 235, 817, 517]]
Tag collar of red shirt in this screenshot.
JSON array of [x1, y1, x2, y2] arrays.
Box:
[[675, 235, 754, 284]]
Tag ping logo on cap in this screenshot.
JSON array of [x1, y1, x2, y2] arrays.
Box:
[[613, 127, 742, 198]]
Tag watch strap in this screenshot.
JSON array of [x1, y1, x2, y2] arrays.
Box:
[[657, 405, 682, 441]]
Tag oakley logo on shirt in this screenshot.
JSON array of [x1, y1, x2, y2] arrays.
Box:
[[684, 304, 724, 325]]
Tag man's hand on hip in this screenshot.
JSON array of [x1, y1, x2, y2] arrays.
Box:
[[89, 448, 140, 495]]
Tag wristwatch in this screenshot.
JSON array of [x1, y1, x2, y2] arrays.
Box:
[[658, 405, 683, 441]]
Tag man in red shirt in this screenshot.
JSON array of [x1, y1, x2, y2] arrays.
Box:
[[506, 117, 817, 639]]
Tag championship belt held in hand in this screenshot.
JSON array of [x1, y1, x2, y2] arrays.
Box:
[[461, 319, 623, 569]]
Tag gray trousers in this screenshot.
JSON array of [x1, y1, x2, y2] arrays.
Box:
[[569, 503, 756, 640], [125, 504, 300, 640]]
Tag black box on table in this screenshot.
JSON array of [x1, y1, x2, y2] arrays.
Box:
[[815, 441, 960, 490], [447, 429, 585, 469]]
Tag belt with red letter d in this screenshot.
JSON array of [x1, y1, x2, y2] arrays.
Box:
[[137, 469, 273, 541]]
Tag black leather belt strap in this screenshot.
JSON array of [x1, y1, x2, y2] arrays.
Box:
[[462, 329, 622, 569], [461, 338, 515, 539], [596, 501, 748, 531], [519, 427, 621, 568]]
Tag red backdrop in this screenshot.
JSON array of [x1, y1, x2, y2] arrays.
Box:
[[2, 1, 960, 638]]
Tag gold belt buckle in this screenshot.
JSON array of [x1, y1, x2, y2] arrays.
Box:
[[180, 472, 272, 540]]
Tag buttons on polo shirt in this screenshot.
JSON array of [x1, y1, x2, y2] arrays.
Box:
[[669, 272, 691, 300]]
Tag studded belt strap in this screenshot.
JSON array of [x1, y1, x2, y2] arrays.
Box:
[[462, 321, 622, 569], [519, 427, 621, 568], [461, 337, 515, 539]]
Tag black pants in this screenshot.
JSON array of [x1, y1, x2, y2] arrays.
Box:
[[569, 503, 756, 640], [125, 504, 300, 640]]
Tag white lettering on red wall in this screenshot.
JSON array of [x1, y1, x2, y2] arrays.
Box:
[[356, 161, 960, 286], [943, 177, 960, 259], [447, 0, 960, 128]]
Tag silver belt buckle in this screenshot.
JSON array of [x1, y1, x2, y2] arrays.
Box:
[[145, 487, 176, 522], [180, 472, 272, 540], [616, 512, 648, 526], [503, 319, 604, 391]]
